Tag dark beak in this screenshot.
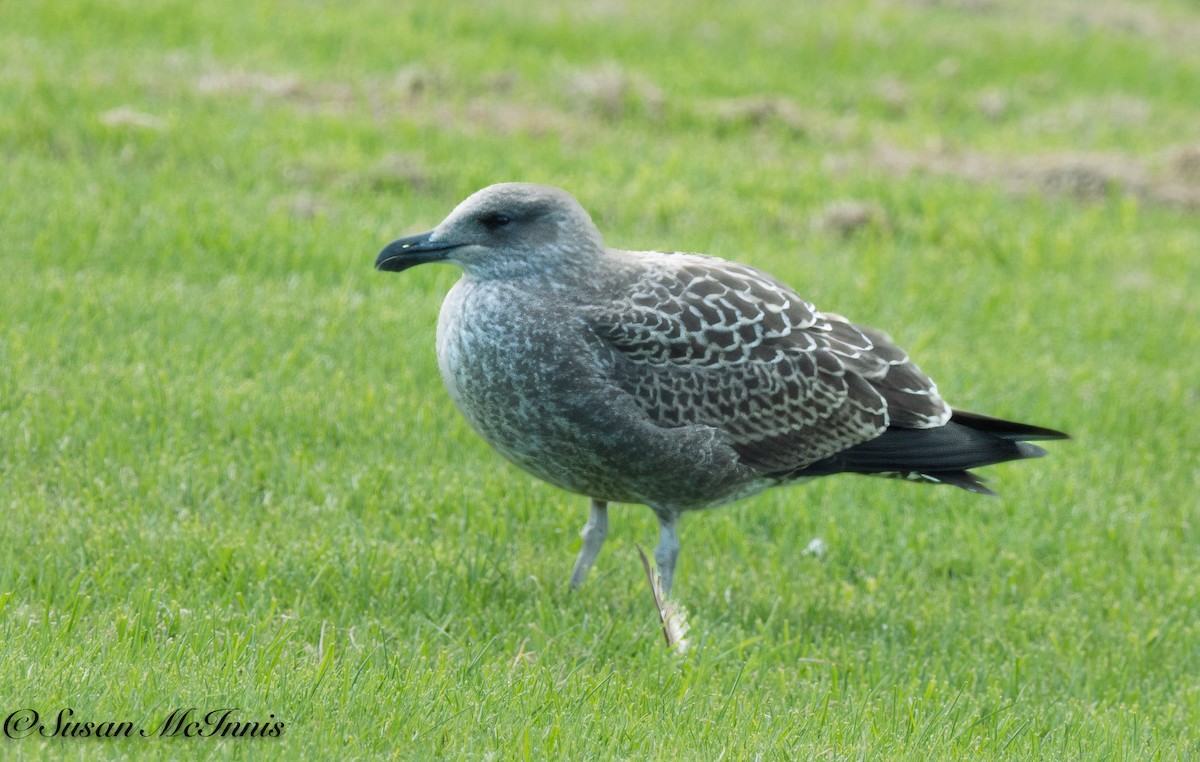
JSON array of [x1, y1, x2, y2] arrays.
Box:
[[375, 230, 462, 272]]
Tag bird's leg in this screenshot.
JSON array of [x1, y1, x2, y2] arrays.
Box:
[[568, 498, 608, 591], [654, 515, 680, 598]]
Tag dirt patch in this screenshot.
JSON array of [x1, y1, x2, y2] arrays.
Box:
[[1018, 155, 1147, 202], [270, 193, 327, 220], [899, 0, 1200, 54], [1059, 1, 1165, 38], [195, 67, 357, 113], [974, 89, 1009, 121], [458, 100, 578, 138], [874, 76, 910, 116], [1165, 145, 1200, 184], [1021, 95, 1151, 135], [391, 65, 438, 99], [98, 106, 166, 131], [867, 142, 1200, 209], [194, 63, 613, 141], [364, 153, 431, 192], [900, 0, 999, 11], [197, 70, 305, 97], [815, 200, 888, 237], [283, 151, 435, 198], [563, 63, 664, 119], [708, 95, 809, 136]]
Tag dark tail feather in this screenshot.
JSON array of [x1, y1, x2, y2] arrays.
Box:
[[950, 409, 1070, 441], [784, 412, 1067, 496]]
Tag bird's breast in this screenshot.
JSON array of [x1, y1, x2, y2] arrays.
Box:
[[436, 280, 567, 412], [435, 279, 600, 485]]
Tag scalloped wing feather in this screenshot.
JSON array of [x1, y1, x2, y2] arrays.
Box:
[[585, 253, 951, 473]]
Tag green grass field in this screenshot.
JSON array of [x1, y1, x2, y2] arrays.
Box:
[[3, 0, 1199, 758]]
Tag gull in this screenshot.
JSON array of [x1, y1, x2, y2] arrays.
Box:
[[375, 183, 1067, 597]]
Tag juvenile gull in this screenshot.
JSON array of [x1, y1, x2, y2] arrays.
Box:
[[375, 183, 1067, 596]]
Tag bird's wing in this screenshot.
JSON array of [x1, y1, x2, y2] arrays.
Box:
[[583, 253, 950, 474]]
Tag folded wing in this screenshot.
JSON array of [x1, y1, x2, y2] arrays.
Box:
[[584, 253, 952, 475]]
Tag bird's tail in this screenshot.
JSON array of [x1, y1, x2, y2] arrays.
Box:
[[946, 409, 1070, 442], [785, 409, 1068, 496]]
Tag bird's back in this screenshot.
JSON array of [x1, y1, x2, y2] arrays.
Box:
[[581, 248, 1066, 495], [584, 251, 942, 465]]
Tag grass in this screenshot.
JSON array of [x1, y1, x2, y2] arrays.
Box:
[[2, 0, 1199, 758]]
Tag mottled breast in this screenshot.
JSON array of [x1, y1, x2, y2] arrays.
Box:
[[434, 275, 758, 509], [436, 278, 632, 499]]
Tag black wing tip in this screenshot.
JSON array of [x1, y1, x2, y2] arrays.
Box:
[[1020, 428, 1071, 442], [950, 409, 1070, 442]]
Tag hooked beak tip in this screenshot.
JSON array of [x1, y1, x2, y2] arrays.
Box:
[[375, 230, 459, 272]]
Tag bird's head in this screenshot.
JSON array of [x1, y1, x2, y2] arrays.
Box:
[[375, 183, 605, 280]]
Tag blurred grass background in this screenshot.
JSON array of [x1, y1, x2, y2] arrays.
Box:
[[1, 0, 1198, 758]]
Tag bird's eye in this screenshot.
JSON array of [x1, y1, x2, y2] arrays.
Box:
[[480, 213, 511, 231]]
